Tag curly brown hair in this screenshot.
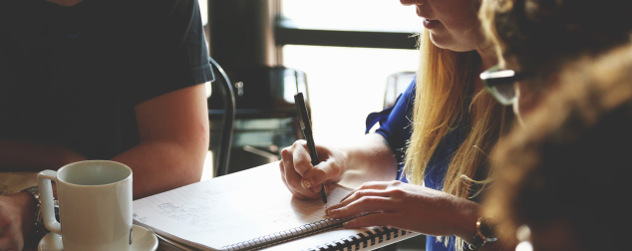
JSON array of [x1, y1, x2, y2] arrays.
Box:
[[485, 43, 632, 251], [480, 0, 632, 82]]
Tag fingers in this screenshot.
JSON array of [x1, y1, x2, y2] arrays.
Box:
[[279, 140, 343, 199], [301, 147, 344, 193], [356, 180, 403, 190], [342, 212, 398, 229], [326, 181, 407, 219], [279, 155, 319, 200], [279, 141, 322, 200], [287, 140, 313, 176], [338, 180, 403, 202], [327, 190, 395, 215], [301, 159, 340, 193], [326, 195, 401, 229]]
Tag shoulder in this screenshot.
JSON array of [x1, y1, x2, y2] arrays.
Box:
[[128, 0, 199, 16], [102, 0, 199, 22]]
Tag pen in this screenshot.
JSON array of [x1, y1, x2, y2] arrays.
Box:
[[294, 92, 327, 204]]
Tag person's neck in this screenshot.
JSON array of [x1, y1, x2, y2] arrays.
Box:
[[475, 43, 498, 92], [46, 0, 83, 7], [476, 42, 498, 71]]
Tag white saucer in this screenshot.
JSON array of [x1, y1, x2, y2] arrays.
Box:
[[38, 224, 158, 251]]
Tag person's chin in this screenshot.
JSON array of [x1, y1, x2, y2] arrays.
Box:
[[428, 33, 473, 52]]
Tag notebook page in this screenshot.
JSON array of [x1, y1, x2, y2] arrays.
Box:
[[133, 163, 352, 250]]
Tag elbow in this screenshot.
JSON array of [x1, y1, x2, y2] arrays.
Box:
[[181, 122, 210, 183]]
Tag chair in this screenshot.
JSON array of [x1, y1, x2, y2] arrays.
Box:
[[208, 66, 307, 175], [208, 57, 236, 177], [384, 71, 415, 108]]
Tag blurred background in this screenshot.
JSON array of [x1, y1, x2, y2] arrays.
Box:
[[202, 1, 425, 249], [203, 0, 420, 178]]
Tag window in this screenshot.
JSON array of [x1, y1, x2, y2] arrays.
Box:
[[279, 0, 421, 144], [280, 0, 420, 32]]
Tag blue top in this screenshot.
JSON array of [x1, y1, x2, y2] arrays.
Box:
[[365, 79, 468, 251]]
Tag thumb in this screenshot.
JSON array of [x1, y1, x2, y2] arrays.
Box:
[[304, 159, 342, 193]]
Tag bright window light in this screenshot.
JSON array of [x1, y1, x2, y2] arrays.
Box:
[[281, 0, 420, 32], [281, 0, 422, 145], [283, 46, 419, 145]]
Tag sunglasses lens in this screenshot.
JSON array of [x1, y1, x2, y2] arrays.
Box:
[[481, 65, 523, 105], [489, 84, 516, 105]]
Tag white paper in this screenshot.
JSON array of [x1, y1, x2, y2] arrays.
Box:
[[133, 163, 352, 250]]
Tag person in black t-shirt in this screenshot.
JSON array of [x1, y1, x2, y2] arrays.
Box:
[[0, 0, 213, 249]]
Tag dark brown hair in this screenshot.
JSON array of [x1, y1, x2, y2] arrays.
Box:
[[481, 0, 632, 79], [485, 43, 632, 251]]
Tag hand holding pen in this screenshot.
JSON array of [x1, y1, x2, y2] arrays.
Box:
[[293, 92, 328, 204]]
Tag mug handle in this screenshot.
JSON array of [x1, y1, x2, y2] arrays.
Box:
[[37, 170, 62, 234]]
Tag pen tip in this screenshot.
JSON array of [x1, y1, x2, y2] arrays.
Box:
[[321, 188, 327, 204]]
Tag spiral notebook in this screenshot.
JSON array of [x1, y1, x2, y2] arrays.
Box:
[[132, 162, 420, 250]]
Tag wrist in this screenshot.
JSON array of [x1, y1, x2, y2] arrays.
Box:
[[467, 216, 498, 250], [451, 199, 480, 241], [20, 186, 46, 241]]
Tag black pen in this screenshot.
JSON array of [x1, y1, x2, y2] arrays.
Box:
[[294, 92, 327, 204]]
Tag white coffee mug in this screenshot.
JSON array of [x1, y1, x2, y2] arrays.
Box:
[[38, 160, 133, 251]]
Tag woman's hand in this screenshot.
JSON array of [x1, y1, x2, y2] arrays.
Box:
[[0, 192, 36, 251], [279, 140, 346, 200], [279, 134, 399, 200], [325, 180, 479, 239]]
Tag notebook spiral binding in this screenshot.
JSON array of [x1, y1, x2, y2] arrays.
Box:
[[305, 226, 412, 251], [223, 217, 345, 251]]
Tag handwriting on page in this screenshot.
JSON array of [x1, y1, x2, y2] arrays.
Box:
[[133, 165, 353, 250]]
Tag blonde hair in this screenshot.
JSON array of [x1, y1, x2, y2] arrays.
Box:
[[403, 31, 513, 250], [404, 31, 511, 197]]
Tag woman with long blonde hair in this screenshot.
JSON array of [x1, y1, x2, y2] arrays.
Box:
[[280, 0, 513, 250]]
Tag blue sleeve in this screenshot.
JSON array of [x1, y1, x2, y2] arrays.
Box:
[[365, 78, 416, 167]]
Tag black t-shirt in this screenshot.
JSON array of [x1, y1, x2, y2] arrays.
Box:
[[0, 0, 214, 159]]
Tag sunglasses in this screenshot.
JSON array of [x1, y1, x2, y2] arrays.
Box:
[[480, 65, 529, 106]]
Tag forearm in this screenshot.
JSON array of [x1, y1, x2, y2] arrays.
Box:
[[112, 139, 207, 199], [0, 140, 85, 172], [123, 84, 209, 199], [337, 133, 398, 188]]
